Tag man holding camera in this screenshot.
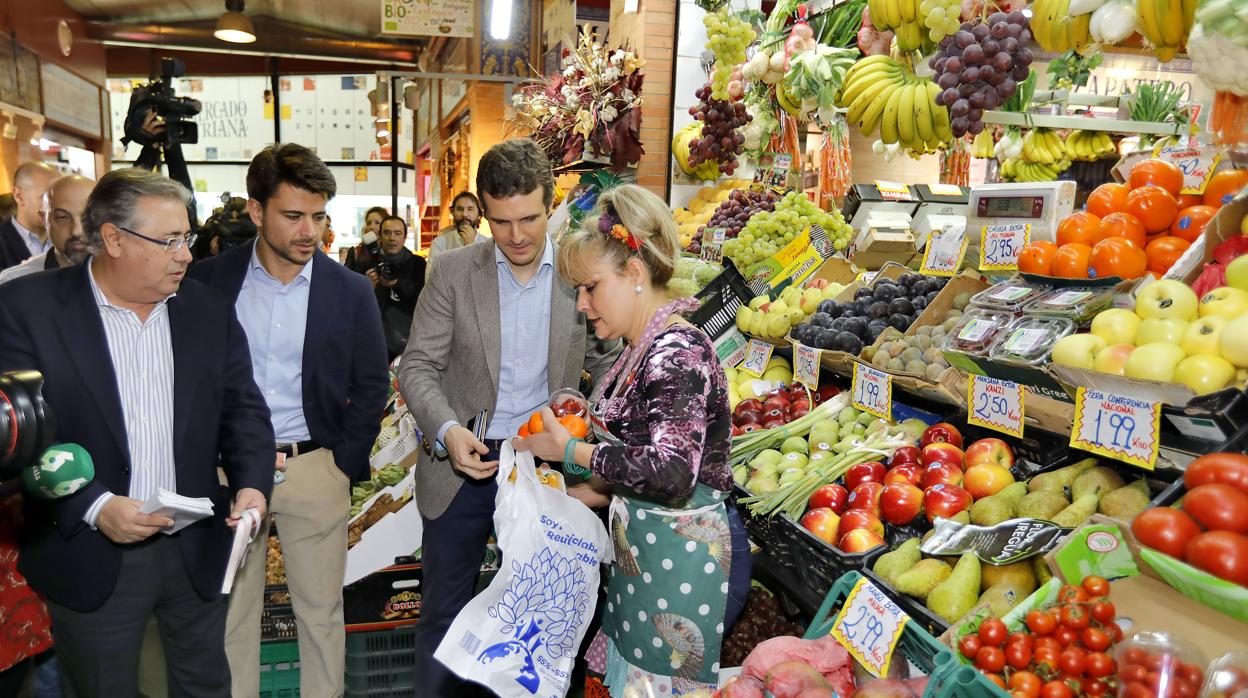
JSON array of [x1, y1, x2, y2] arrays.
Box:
[[367, 215, 426, 361]]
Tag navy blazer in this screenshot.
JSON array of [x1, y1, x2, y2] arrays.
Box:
[[188, 242, 389, 481], [0, 264, 276, 612], [0, 219, 32, 271]]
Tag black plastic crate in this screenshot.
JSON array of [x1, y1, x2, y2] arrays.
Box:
[[960, 422, 1070, 468], [690, 261, 755, 341], [344, 625, 418, 697]]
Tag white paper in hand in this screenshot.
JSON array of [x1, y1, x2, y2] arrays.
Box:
[[222, 508, 261, 594], [138, 487, 214, 534]]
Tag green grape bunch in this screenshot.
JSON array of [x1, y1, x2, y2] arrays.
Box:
[[919, 0, 963, 43], [704, 9, 755, 101], [721, 191, 855, 270]]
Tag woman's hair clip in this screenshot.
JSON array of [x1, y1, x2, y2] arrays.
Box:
[[598, 205, 642, 251]]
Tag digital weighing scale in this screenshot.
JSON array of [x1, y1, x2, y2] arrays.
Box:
[[966, 182, 1077, 256]]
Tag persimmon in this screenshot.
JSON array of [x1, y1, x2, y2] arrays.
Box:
[[1018, 241, 1058, 275], [1204, 169, 1248, 208], [1090, 237, 1147, 280], [1128, 159, 1185, 197], [1052, 243, 1093, 279], [1056, 212, 1102, 248], [1086, 183, 1130, 218], [1177, 193, 1204, 209], [1124, 186, 1179, 234], [1170, 205, 1218, 242], [1145, 236, 1191, 276], [1095, 212, 1147, 248]]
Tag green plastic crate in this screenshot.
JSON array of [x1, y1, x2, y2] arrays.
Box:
[[803, 571, 1007, 698], [345, 624, 418, 697], [259, 640, 300, 698]]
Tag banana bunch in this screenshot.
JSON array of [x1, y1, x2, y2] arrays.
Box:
[[1031, 0, 1095, 54], [1021, 129, 1067, 165], [838, 55, 952, 156], [1064, 130, 1118, 161], [1136, 0, 1197, 62], [671, 123, 721, 181], [1001, 158, 1072, 182], [868, 0, 927, 52], [972, 130, 996, 159]]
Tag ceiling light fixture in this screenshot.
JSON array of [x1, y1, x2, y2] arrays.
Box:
[[490, 0, 513, 40], [214, 0, 256, 44]]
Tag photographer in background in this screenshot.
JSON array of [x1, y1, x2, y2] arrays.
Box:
[[194, 195, 257, 260], [367, 215, 426, 361], [344, 206, 390, 272]]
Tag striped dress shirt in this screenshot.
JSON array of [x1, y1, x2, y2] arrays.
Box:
[[83, 260, 179, 528]]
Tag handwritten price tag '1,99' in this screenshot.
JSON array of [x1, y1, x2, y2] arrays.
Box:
[[1070, 387, 1162, 471], [920, 225, 968, 277], [794, 343, 821, 391], [739, 338, 774, 378], [966, 375, 1025, 438], [851, 361, 892, 420], [829, 576, 909, 678], [979, 223, 1030, 272]]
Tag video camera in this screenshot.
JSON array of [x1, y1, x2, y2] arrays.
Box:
[[122, 57, 202, 148], [0, 372, 56, 481], [360, 232, 399, 281]]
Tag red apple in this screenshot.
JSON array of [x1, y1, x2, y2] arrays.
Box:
[[731, 425, 744, 437], [880, 483, 925, 526], [921, 442, 965, 470], [799, 508, 841, 546], [734, 410, 761, 427], [763, 408, 786, 422], [838, 528, 886, 553], [847, 482, 884, 514], [920, 461, 964, 489], [762, 419, 786, 431], [839, 509, 885, 538], [964, 463, 1015, 500], [791, 398, 812, 412], [883, 463, 923, 487], [921, 422, 964, 449], [791, 406, 810, 419], [763, 396, 790, 414], [765, 390, 791, 404], [808, 484, 849, 514], [844, 461, 887, 491], [814, 385, 840, 404], [964, 438, 1015, 470], [736, 398, 763, 415], [889, 446, 922, 467], [924, 483, 973, 522], [740, 424, 759, 434]]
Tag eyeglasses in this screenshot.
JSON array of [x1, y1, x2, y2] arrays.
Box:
[[118, 226, 198, 253]]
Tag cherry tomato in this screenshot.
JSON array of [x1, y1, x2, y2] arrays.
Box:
[[1006, 632, 1033, 651], [1006, 642, 1033, 671], [1010, 670, 1043, 698], [1083, 679, 1110, 696], [1081, 575, 1110, 597], [1121, 681, 1153, 698], [1176, 677, 1200, 698], [1059, 647, 1087, 676], [959, 633, 982, 659], [1179, 662, 1205, 686], [1034, 645, 1059, 671], [979, 618, 1008, 647], [1104, 621, 1124, 644], [1027, 609, 1057, 635], [976, 646, 1006, 673], [1120, 663, 1148, 683], [1035, 636, 1062, 656], [1081, 627, 1111, 652], [1040, 680, 1074, 698], [1053, 626, 1079, 648], [985, 673, 1007, 689], [1090, 600, 1116, 624], [1086, 651, 1116, 678], [1059, 604, 1090, 630], [1010, 691, 1032, 698], [1058, 584, 1088, 603], [1124, 648, 1148, 666]]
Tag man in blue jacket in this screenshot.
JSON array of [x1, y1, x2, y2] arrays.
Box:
[[189, 143, 389, 698]]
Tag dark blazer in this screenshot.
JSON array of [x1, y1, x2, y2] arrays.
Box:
[[0, 264, 276, 612], [188, 242, 389, 481], [0, 219, 32, 271]]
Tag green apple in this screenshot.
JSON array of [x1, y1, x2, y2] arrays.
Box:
[[1092, 344, 1135, 376], [781, 452, 808, 470], [1219, 315, 1248, 367], [1199, 287, 1248, 320], [1135, 279, 1199, 321], [1226, 255, 1248, 292], [1181, 316, 1227, 357], [1135, 317, 1190, 346], [781, 436, 809, 455], [1125, 342, 1187, 382], [1051, 334, 1108, 369], [1090, 309, 1142, 346], [1175, 355, 1237, 395]]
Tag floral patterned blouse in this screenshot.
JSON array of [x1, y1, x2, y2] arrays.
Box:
[[0, 496, 52, 671], [589, 324, 733, 501]]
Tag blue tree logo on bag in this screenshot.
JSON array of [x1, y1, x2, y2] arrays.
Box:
[[478, 548, 591, 694]]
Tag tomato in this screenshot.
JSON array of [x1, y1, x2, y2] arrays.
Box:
[[1010, 691, 1032, 698], [1132, 507, 1202, 559], [958, 633, 982, 659], [1185, 530, 1248, 585], [1170, 205, 1218, 242], [1086, 651, 1117, 678], [978, 617, 1008, 647], [1178, 661, 1205, 687], [1204, 169, 1248, 207], [986, 673, 1007, 689], [1090, 236, 1148, 280], [1121, 680, 1153, 698], [1053, 626, 1078, 648], [1129, 159, 1186, 197], [1094, 211, 1148, 248], [1087, 183, 1130, 218], [1105, 621, 1123, 643], [1059, 647, 1087, 676], [1083, 679, 1110, 696], [1185, 453, 1248, 496], [1052, 243, 1093, 279], [1007, 632, 1033, 651], [1145, 235, 1192, 275], [1058, 584, 1089, 603], [1125, 185, 1180, 233], [1006, 642, 1033, 670], [1040, 680, 1074, 698], [1019, 241, 1059, 275], [1090, 600, 1116, 624], [1026, 609, 1057, 635], [1010, 671, 1043, 695], [1059, 603, 1091, 630], [1081, 575, 1110, 597], [1035, 636, 1062, 656], [1184, 483, 1248, 534], [1120, 663, 1148, 683], [1057, 211, 1102, 248], [1081, 627, 1111, 651], [975, 645, 1006, 673]]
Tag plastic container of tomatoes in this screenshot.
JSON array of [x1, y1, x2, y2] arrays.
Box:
[[1114, 631, 1208, 698], [1201, 651, 1248, 697], [1022, 287, 1116, 327]]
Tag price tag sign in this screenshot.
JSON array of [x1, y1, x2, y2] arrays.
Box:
[[794, 342, 821, 391], [920, 224, 968, 277], [929, 183, 965, 197], [713, 328, 749, 369], [740, 339, 774, 378], [1070, 387, 1162, 470], [979, 223, 1030, 271], [874, 180, 912, 201], [1151, 144, 1225, 194], [851, 361, 892, 420], [967, 375, 1025, 439], [700, 227, 727, 263], [829, 576, 909, 678]]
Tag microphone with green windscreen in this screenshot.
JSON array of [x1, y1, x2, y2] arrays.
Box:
[[23, 443, 95, 500]]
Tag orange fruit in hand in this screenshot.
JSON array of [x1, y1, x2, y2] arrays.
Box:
[[518, 424, 531, 438], [1204, 169, 1248, 208], [558, 415, 589, 439], [1170, 205, 1218, 242], [1018, 241, 1058, 275], [528, 412, 544, 435], [1089, 237, 1148, 280], [1095, 212, 1147, 249], [1145, 236, 1192, 276], [1124, 185, 1179, 233], [1128, 159, 1185, 197], [1056, 211, 1102, 248], [1051, 243, 1093, 279], [1086, 183, 1130, 218]]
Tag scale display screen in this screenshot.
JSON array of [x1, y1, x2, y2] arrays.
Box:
[[976, 195, 1046, 219]]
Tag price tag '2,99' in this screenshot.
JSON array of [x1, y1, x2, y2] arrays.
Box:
[[979, 223, 1030, 272], [1070, 387, 1162, 470], [966, 375, 1024, 438], [851, 361, 892, 420], [830, 576, 909, 678]]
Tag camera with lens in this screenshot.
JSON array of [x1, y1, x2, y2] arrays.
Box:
[[0, 371, 56, 481], [122, 57, 202, 148], [360, 232, 398, 281], [201, 193, 257, 257]]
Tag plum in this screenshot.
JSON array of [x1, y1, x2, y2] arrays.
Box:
[[867, 301, 891, 319]]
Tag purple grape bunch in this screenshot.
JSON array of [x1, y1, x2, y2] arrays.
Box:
[[687, 83, 752, 176], [701, 189, 780, 240], [928, 10, 1033, 139]]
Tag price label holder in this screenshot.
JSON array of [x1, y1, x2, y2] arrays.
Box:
[[740, 338, 774, 378], [700, 227, 727, 263], [830, 576, 909, 678], [851, 361, 892, 420], [1070, 387, 1162, 470], [794, 342, 821, 391], [979, 223, 1029, 272], [929, 183, 965, 197], [966, 375, 1025, 438], [920, 224, 968, 277], [1151, 143, 1224, 194], [874, 180, 912, 201]]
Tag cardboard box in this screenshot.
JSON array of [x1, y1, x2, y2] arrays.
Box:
[[1163, 188, 1248, 287], [851, 227, 919, 270]]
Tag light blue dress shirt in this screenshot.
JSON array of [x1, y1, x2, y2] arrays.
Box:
[[12, 218, 50, 257], [235, 245, 312, 443]]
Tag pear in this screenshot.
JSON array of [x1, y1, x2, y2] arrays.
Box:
[[951, 510, 971, 524], [970, 482, 1028, 526], [981, 560, 1037, 595], [1033, 557, 1053, 587], [1072, 467, 1126, 501], [873, 538, 922, 587], [1098, 479, 1152, 521], [1027, 458, 1098, 494], [1052, 493, 1100, 528], [979, 582, 1028, 617], [1017, 490, 1070, 520], [736, 306, 754, 334], [895, 558, 953, 599], [927, 552, 982, 624]]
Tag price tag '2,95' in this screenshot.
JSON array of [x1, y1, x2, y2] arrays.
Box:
[[739, 338, 774, 378], [830, 576, 909, 678], [966, 375, 1024, 438], [1070, 387, 1162, 470], [851, 361, 892, 420], [979, 223, 1030, 272]]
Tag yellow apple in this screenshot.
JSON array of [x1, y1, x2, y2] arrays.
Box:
[[1092, 344, 1135, 376], [1219, 315, 1248, 367], [1051, 334, 1108, 370], [1125, 342, 1187, 382], [1198, 287, 1248, 320], [1227, 255, 1248, 292], [1181, 316, 1227, 357], [1090, 309, 1142, 346], [1134, 279, 1199, 320], [1174, 355, 1237, 395], [1135, 318, 1189, 346]]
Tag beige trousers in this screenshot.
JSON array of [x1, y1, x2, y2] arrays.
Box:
[[225, 448, 350, 698]]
